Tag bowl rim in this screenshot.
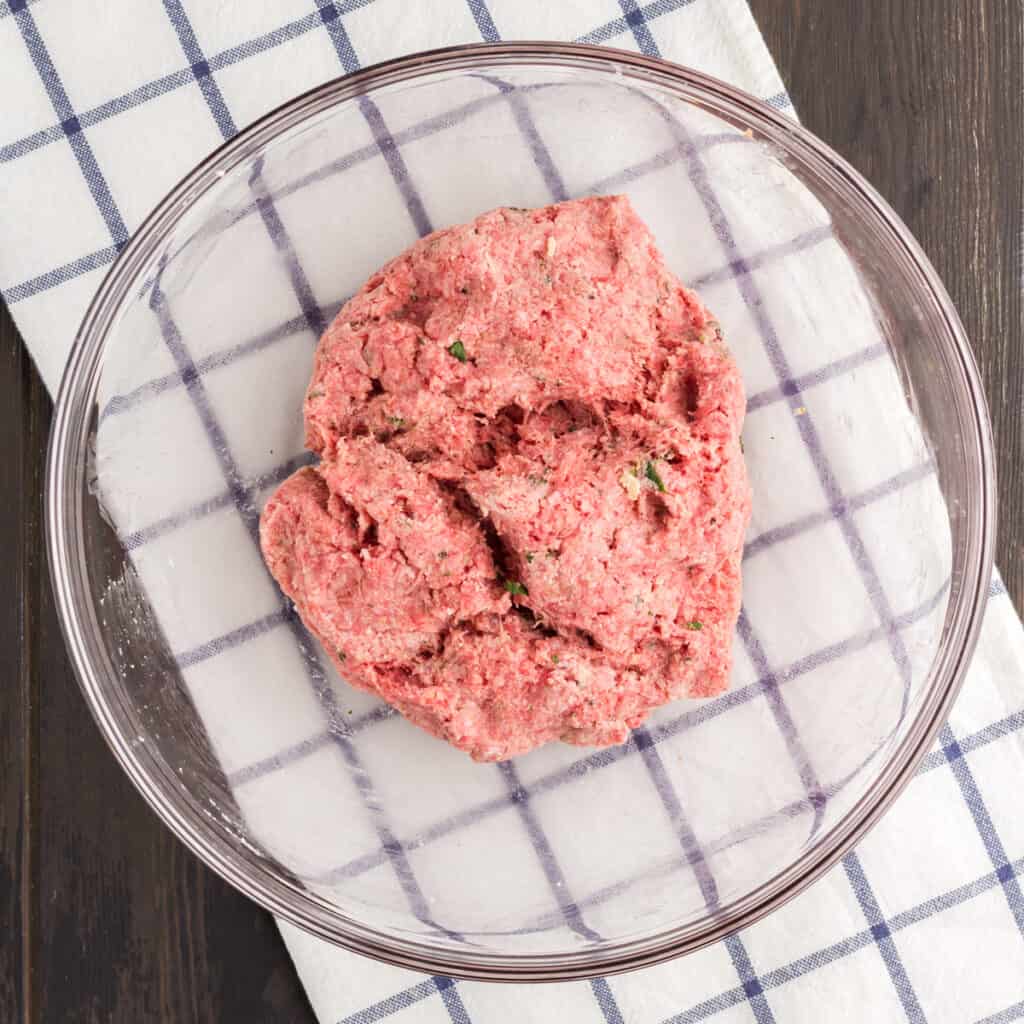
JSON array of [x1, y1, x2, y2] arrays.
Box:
[[45, 40, 996, 981]]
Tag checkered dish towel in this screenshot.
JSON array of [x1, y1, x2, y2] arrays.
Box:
[[4, 1, 1024, 1022]]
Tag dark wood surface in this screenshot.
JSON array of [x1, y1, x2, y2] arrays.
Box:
[[2, 4, 1021, 1021]]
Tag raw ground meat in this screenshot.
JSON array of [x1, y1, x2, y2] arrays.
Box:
[[260, 195, 751, 761]]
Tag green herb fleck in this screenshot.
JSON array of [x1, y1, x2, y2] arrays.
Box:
[[438, 550, 448, 560], [686, 621, 703, 631], [503, 579, 528, 596], [525, 551, 535, 564], [644, 460, 667, 493], [739, 437, 745, 453], [448, 339, 468, 362], [551, 653, 560, 665], [308, 388, 324, 399], [337, 650, 347, 661], [387, 415, 406, 429], [527, 474, 548, 487]]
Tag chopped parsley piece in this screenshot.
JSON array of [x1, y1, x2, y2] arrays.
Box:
[[644, 459, 667, 493], [551, 653, 560, 665], [336, 649, 347, 661], [686, 620, 703, 631], [387, 415, 406, 429], [525, 551, 535, 563], [503, 579, 528, 596], [448, 339, 468, 362]]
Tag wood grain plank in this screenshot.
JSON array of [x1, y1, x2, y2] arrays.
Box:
[[0, 287, 38, 1024], [752, 0, 1024, 609]]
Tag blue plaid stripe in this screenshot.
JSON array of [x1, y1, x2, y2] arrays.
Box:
[[466, 0, 500, 42], [162, 0, 238, 139], [976, 1001, 1024, 1024], [763, 91, 792, 110], [723, 934, 775, 1024], [315, 1, 436, 239], [488, 75, 571, 203], [633, 726, 721, 906], [0, 0, 38, 16], [337, 977, 440, 1024], [506, 755, 627, 1022], [735, 611, 827, 833], [577, 0, 697, 47], [939, 723, 1024, 938], [122, 452, 313, 554], [498, 761, 603, 942], [918, 708, 1024, 774], [742, 460, 936, 561], [691, 224, 834, 290], [250, 165, 329, 337], [590, 978, 628, 1024], [842, 852, 927, 1023], [7, 2, 129, 249], [2, 242, 123, 304]]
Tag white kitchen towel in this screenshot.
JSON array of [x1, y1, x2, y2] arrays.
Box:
[[3, 3, 1024, 1024]]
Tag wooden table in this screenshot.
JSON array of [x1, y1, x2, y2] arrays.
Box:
[[2, 4, 1021, 1020]]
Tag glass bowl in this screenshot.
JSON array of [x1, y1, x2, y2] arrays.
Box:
[[46, 43, 995, 981]]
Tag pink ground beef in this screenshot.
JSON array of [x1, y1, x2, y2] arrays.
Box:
[[260, 195, 750, 761]]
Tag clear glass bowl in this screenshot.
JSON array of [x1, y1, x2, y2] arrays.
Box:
[[46, 43, 995, 981]]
